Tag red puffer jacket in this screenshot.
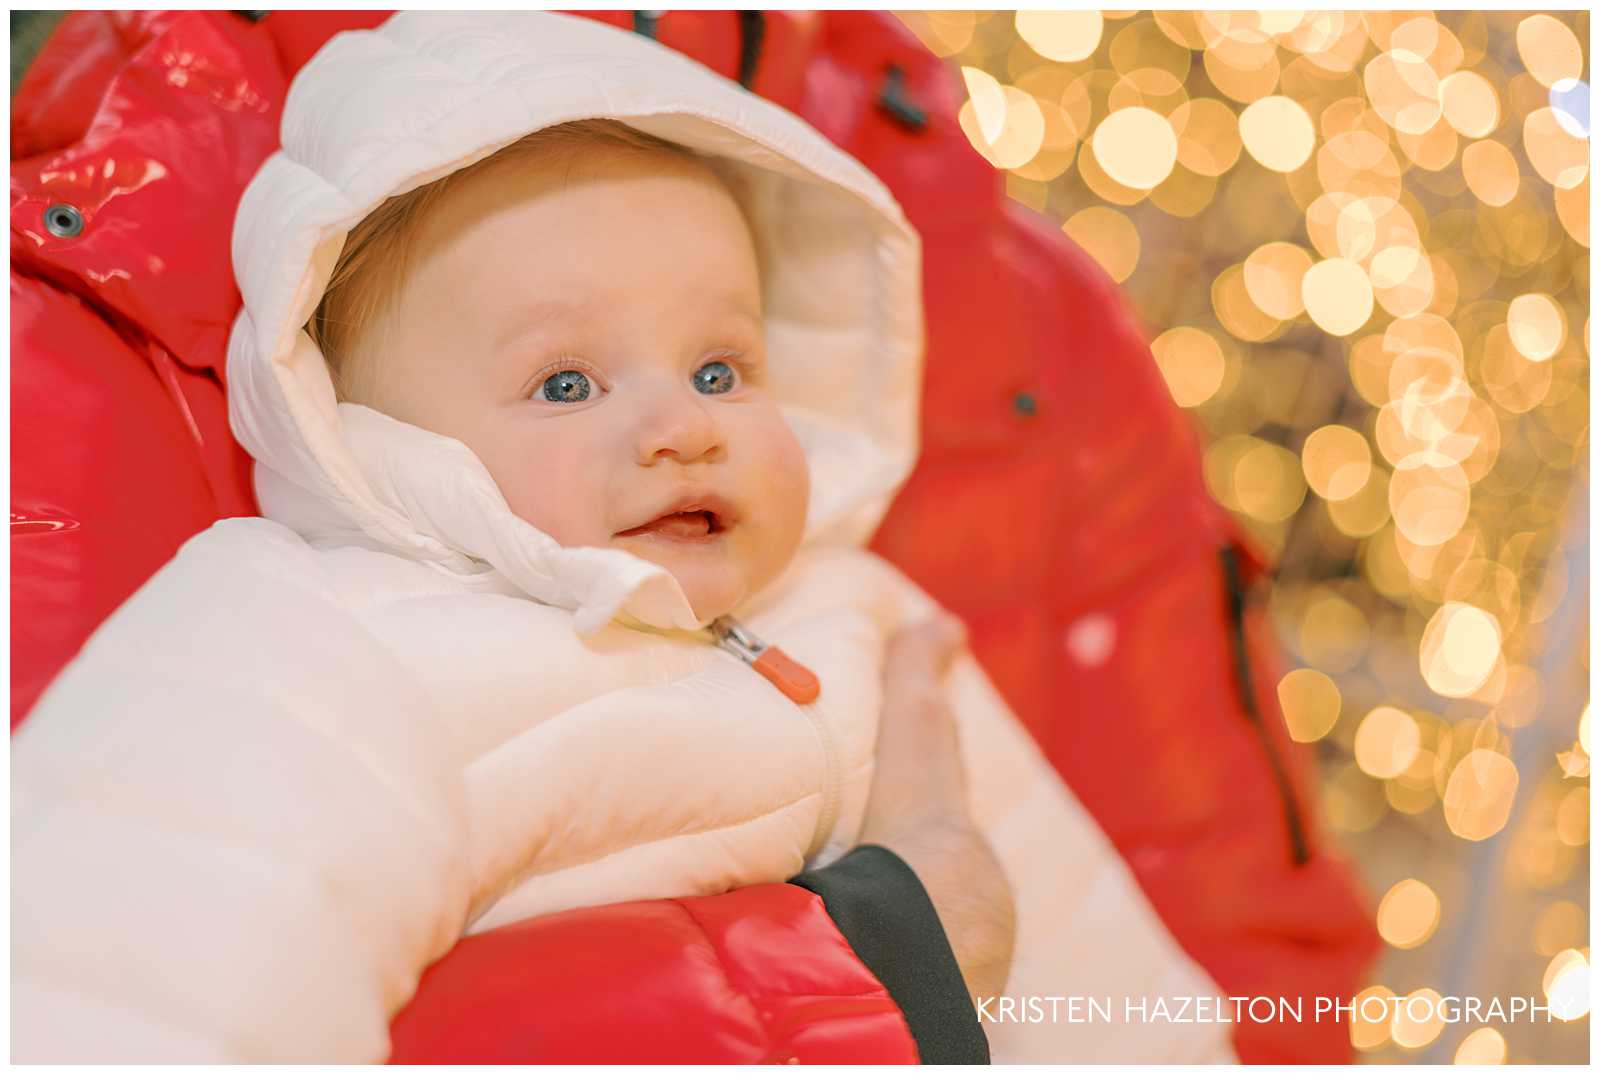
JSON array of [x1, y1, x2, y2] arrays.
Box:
[[10, 9, 1379, 1063]]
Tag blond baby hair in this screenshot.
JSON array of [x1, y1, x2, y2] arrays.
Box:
[[306, 118, 697, 401]]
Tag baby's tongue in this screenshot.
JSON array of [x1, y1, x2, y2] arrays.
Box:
[[641, 511, 711, 537]]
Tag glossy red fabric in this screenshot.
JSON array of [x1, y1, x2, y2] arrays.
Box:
[[10, 9, 1379, 1062], [389, 883, 918, 1064]]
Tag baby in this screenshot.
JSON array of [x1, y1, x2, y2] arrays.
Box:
[[11, 11, 1233, 1065]]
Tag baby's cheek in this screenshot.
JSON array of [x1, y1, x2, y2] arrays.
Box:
[[754, 417, 811, 548], [483, 441, 596, 546]]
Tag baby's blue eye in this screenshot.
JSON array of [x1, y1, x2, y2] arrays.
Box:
[[542, 370, 591, 403], [694, 360, 737, 396]]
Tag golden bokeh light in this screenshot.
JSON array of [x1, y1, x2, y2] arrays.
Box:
[[1389, 456, 1470, 546], [1377, 878, 1441, 949], [1318, 129, 1404, 200], [898, 12, 975, 57], [1438, 71, 1501, 138], [1015, 9, 1103, 63], [1420, 602, 1502, 697], [1091, 106, 1178, 188], [1150, 325, 1227, 407], [1390, 987, 1446, 1049], [1350, 984, 1396, 1050], [1386, 15, 1454, 73], [1479, 323, 1555, 414], [1515, 14, 1585, 89], [1386, 771, 1437, 815], [1076, 130, 1150, 205], [1338, 196, 1420, 266], [1170, 97, 1242, 176], [1443, 558, 1520, 635], [958, 73, 1046, 170], [1233, 437, 1307, 522], [1452, 1026, 1507, 1065], [1212, 263, 1283, 342], [1362, 525, 1412, 601], [1522, 107, 1589, 189], [1385, 310, 1465, 381], [1148, 163, 1217, 217], [1329, 467, 1392, 537], [1303, 257, 1375, 335], [1108, 17, 1193, 83], [1347, 332, 1392, 405], [1364, 49, 1442, 134], [1396, 116, 1459, 172], [1505, 293, 1567, 362], [1355, 706, 1421, 779], [1203, 28, 1282, 104], [1534, 901, 1588, 956], [1238, 95, 1317, 172], [961, 66, 1006, 144], [1062, 205, 1140, 283], [1372, 247, 1436, 319], [1442, 749, 1518, 840], [1553, 176, 1589, 246], [1461, 139, 1520, 207], [1244, 241, 1313, 319], [1542, 949, 1591, 1021], [1299, 590, 1370, 674], [1277, 667, 1341, 743], [1302, 424, 1372, 501], [1107, 67, 1187, 120]]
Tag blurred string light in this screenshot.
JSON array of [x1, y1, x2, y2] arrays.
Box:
[[899, 9, 1589, 1063]]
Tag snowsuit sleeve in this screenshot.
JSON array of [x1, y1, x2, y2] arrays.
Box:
[[10, 520, 473, 1062], [808, 547, 1239, 1064], [941, 645, 1239, 1064]]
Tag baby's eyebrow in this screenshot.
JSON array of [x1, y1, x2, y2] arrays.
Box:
[[494, 296, 597, 352]]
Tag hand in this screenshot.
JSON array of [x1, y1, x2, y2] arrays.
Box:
[[858, 613, 1015, 1003]]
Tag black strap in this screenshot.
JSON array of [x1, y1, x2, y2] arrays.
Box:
[[790, 844, 990, 1064], [631, 10, 662, 40], [735, 11, 765, 90], [1220, 546, 1310, 866]]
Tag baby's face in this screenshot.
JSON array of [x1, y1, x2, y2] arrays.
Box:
[[355, 142, 810, 623]]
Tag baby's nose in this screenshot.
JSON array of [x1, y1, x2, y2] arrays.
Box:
[[633, 385, 725, 465]]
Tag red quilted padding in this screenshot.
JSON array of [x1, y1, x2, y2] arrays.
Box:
[[389, 884, 918, 1064]]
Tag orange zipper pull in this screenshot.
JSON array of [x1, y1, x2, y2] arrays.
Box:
[[751, 645, 821, 705], [709, 615, 821, 705]]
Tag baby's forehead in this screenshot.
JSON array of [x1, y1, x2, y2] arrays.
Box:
[[449, 130, 725, 200]]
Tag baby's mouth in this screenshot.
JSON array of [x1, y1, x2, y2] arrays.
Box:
[[616, 510, 726, 541]]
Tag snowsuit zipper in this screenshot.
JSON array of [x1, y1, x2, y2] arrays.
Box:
[[1219, 547, 1311, 867], [709, 615, 841, 861]]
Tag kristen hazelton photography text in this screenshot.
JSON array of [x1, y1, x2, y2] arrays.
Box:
[[7, 8, 1590, 1068], [975, 993, 1570, 1025]]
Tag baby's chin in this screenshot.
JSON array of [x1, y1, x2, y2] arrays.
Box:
[[609, 536, 751, 624]]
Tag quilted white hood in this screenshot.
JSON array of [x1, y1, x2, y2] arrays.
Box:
[[227, 11, 923, 636]]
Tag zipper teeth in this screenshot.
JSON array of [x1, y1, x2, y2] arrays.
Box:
[[802, 695, 843, 862], [710, 616, 841, 861]]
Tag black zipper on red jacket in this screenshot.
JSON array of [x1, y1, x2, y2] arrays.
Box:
[[1220, 546, 1311, 867]]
